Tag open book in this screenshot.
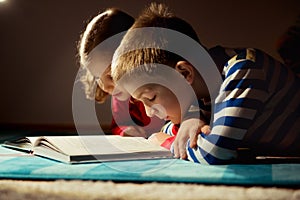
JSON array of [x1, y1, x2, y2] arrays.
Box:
[[2, 135, 173, 164]]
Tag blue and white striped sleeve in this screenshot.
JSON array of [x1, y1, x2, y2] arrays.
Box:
[[161, 121, 176, 136], [186, 48, 270, 164]]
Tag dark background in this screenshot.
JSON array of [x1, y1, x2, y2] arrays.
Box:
[[0, 0, 299, 128]]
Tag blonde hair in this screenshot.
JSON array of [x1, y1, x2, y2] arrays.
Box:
[[79, 69, 108, 103], [76, 8, 134, 103], [111, 2, 200, 82]]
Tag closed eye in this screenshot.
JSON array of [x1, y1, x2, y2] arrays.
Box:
[[148, 95, 156, 102]]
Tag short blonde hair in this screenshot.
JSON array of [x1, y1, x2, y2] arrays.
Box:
[[111, 2, 200, 82]]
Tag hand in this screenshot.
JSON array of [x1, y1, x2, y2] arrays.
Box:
[[123, 126, 147, 138], [173, 118, 209, 159], [201, 125, 211, 135], [148, 132, 171, 145]]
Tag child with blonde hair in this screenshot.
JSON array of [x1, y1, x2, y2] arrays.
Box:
[[77, 8, 164, 137], [111, 3, 300, 164]]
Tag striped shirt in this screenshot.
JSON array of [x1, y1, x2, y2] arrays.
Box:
[[173, 48, 300, 164]]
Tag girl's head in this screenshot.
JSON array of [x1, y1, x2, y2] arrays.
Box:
[[77, 8, 134, 103]]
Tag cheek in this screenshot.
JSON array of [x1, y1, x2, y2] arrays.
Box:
[[112, 86, 131, 101], [114, 92, 131, 101], [160, 93, 180, 113], [104, 77, 115, 87], [167, 90, 180, 105], [168, 101, 181, 116]]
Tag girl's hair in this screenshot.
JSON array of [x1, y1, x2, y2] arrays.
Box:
[[76, 8, 134, 103], [111, 2, 202, 81]]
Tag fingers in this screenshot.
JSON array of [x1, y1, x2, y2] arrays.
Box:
[[173, 138, 187, 159], [173, 137, 179, 158], [147, 133, 159, 144], [173, 131, 188, 159], [173, 119, 203, 159], [123, 126, 147, 137], [201, 125, 211, 135], [148, 132, 171, 145], [189, 132, 198, 149]]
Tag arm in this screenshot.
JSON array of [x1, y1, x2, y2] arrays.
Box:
[[177, 49, 270, 164], [148, 132, 172, 147], [172, 105, 211, 159], [172, 118, 210, 159]]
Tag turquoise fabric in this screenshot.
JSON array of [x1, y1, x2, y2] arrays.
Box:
[[0, 146, 299, 186]]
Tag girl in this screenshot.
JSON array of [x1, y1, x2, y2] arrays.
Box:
[[77, 8, 164, 138]]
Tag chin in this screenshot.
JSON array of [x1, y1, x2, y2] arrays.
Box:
[[113, 93, 130, 101]]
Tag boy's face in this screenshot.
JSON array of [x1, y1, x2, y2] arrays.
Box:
[[131, 84, 183, 124]]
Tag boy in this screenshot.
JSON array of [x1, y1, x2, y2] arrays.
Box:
[[111, 3, 300, 164]]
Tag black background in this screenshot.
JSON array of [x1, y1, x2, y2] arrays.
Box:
[[0, 0, 299, 127]]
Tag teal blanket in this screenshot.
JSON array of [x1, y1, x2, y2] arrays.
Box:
[[0, 146, 299, 186]]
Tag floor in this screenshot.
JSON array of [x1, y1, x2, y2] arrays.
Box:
[[0, 179, 299, 200]]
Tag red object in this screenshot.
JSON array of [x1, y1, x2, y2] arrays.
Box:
[[160, 123, 179, 150], [111, 97, 164, 136]]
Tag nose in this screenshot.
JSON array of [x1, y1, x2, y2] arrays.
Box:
[[145, 106, 156, 117], [96, 79, 114, 95], [102, 84, 114, 94], [97, 74, 115, 95], [144, 104, 167, 120]]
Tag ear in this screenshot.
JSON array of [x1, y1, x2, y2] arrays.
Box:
[[175, 61, 195, 84]]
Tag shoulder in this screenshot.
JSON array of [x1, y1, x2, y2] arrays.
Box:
[[223, 48, 273, 78], [226, 48, 256, 67]]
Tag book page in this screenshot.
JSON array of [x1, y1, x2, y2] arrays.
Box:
[[104, 136, 167, 152], [3, 137, 41, 151], [34, 135, 168, 156], [33, 136, 95, 155]]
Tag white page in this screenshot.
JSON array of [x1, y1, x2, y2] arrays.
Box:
[[34, 135, 168, 156]]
